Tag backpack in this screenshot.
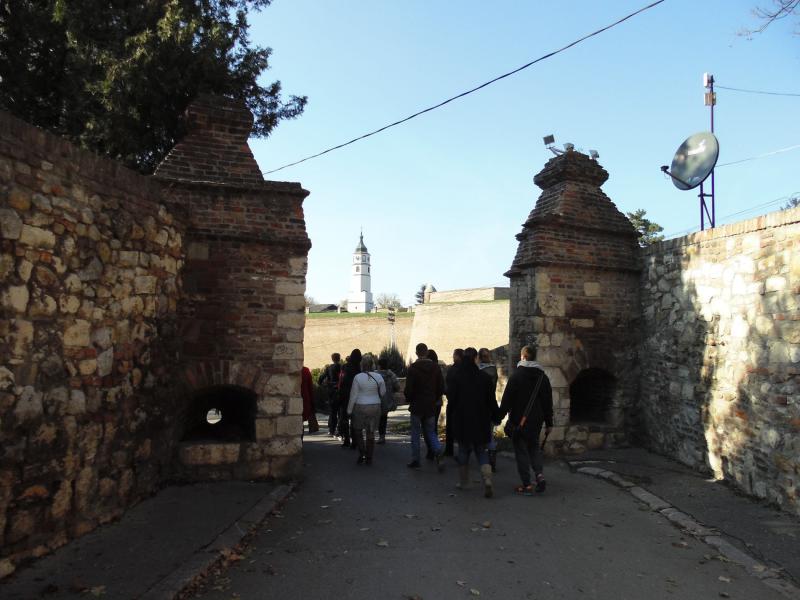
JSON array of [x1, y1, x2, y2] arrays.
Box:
[[367, 372, 393, 414]]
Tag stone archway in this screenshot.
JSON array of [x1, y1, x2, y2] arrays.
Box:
[[175, 360, 303, 481], [569, 368, 616, 424]]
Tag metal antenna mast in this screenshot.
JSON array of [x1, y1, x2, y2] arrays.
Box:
[[701, 73, 716, 230]]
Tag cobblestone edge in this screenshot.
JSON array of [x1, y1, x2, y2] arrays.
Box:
[[572, 465, 800, 600]]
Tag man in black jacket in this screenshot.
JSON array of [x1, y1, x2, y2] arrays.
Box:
[[405, 342, 445, 470], [498, 345, 553, 495]]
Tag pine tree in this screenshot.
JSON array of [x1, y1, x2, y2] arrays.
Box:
[[0, 0, 306, 173]]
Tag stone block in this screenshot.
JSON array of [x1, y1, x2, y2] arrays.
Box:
[[275, 278, 305, 296], [569, 318, 594, 329], [287, 395, 303, 416], [8, 187, 31, 211], [59, 295, 80, 314], [10, 319, 33, 356], [63, 320, 91, 347], [0, 208, 23, 239], [96, 347, 114, 377], [288, 257, 307, 277], [265, 436, 302, 457], [258, 396, 285, 416], [134, 275, 157, 294], [14, 386, 43, 421], [765, 276, 786, 293], [584, 281, 600, 297], [179, 443, 241, 465], [2, 285, 29, 313], [19, 225, 56, 249], [275, 415, 303, 436], [277, 312, 306, 330], [587, 432, 605, 449], [538, 294, 565, 317], [266, 374, 298, 396], [255, 417, 276, 440], [64, 273, 82, 292]]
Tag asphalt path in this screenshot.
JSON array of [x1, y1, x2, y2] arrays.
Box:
[[190, 426, 785, 600]]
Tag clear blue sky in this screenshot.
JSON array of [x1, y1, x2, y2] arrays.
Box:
[[247, 1, 799, 306]]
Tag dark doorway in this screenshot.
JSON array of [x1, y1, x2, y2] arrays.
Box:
[[182, 385, 257, 442], [569, 368, 616, 423]]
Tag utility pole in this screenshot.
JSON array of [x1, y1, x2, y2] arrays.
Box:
[[387, 307, 396, 348]]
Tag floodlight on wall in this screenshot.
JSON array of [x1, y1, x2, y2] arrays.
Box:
[[543, 134, 563, 156], [589, 150, 599, 160], [564, 143, 575, 152]]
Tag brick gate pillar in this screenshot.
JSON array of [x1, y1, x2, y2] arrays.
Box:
[[506, 149, 640, 453], [155, 94, 311, 480]]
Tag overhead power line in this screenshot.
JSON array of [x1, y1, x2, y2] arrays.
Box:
[[664, 192, 800, 238], [262, 0, 667, 175], [717, 84, 800, 97], [717, 143, 800, 167]]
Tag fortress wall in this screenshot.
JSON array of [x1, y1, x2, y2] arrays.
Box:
[[304, 315, 413, 368], [0, 111, 186, 573], [428, 287, 509, 303], [405, 300, 510, 363], [639, 207, 800, 515]]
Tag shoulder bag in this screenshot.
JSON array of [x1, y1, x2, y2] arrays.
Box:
[[503, 372, 544, 438]]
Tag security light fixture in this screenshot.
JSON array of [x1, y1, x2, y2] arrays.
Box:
[[543, 134, 555, 146], [589, 150, 599, 160]]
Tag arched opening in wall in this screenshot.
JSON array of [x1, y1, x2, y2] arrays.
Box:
[[569, 368, 616, 424], [181, 385, 257, 442]]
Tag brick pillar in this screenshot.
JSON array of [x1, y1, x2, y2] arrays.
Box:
[[155, 94, 311, 480], [506, 150, 640, 453]]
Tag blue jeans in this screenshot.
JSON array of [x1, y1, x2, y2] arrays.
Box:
[[457, 442, 490, 466], [410, 414, 441, 462]]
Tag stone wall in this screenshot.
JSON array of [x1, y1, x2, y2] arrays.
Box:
[[0, 95, 311, 576], [0, 111, 185, 575], [639, 207, 800, 515]]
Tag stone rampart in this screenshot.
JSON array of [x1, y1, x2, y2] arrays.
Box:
[[304, 315, 413, 368], [639, 207, 800, 515], [0, 111, 185, 573], [427, 287, 509, 303], [406, 300, 510, 365]]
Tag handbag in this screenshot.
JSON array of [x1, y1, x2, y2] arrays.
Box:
[[504, 372, 544, 438]]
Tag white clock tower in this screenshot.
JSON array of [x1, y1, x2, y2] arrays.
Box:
[[347, 232, 374, 313]]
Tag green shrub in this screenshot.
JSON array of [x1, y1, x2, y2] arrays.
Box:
[[379, 345, 407, 377]]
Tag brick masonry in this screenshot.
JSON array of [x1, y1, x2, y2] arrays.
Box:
[[507, 150, 641, 453], [0, 96, 310, 576]]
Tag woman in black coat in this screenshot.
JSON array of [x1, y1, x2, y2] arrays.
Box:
[[337, 349, 362, 448], [447, 347, 498, 497]]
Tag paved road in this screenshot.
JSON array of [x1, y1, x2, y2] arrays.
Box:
[[189, 426, 786, 600]]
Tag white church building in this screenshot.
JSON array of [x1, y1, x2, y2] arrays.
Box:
[[346, 233, 374, 313]]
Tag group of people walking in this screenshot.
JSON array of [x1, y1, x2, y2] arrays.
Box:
[[310, 342, 553, 499]]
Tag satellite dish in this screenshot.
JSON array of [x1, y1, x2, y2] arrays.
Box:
[[668, 132, 719, 190]]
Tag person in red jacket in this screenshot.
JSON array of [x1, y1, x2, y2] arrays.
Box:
[[301, 366, 319, 434]]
